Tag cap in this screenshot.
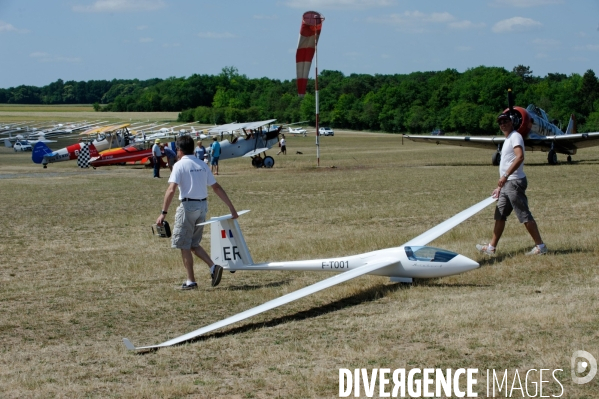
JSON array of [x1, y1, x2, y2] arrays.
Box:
[[497, 113, 511, 121], [155, 139, 161, 143]]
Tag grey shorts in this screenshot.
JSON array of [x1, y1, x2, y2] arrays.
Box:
[[171, 200, 208, 249], [494, 177, 534, 223]]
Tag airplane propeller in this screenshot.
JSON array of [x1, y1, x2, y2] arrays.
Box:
[[507, 88, 522, 130]]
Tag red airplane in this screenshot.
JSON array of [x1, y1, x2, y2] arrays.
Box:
[[89, 142, 169, 169]]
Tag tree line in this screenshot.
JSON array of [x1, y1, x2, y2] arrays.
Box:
[[1, 65, 598, 134]]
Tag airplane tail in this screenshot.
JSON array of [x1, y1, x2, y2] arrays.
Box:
[[199, 210, 253, 271], [32, 141, 53, 164], [76, 143, 99, 168], [565, 114, 576, 135]]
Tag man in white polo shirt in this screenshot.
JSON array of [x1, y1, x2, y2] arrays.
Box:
[[156, 135, 238, 289]]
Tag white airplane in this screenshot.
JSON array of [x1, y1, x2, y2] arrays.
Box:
[[207, 119, 285, 168], [134, 123, 192, 142], [3, 132, 56, 148], [288, 126, 308, 136], [123, 196, 496, 351]]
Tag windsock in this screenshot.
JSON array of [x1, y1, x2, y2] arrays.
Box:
[[296, 11, 324, 97]]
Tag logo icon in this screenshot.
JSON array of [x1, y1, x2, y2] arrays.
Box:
[[571, 350, 597, 385]]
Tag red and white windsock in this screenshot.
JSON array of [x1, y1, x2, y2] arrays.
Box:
[[296, 11, 324, 97]]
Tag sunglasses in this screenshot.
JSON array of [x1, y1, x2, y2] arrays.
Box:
[[498, 119, 511, 125]]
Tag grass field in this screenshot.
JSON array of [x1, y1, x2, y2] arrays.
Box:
[[1, 114, 598, 398], [0, 104, 179, 122]]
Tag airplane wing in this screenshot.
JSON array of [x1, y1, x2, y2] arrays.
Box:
[[542, 132, 599, 150], [404, 135, 505, 150], [29, 138, 57, 144], [123, 196, 495, 351], [403, 196, 496, 247], [242, 148, 270, 157], [405, 132, 599, 153], [123, 258, 396, 351], [208, 119, 277, 134]]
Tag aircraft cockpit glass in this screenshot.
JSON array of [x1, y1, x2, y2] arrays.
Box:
[[404, 246, 458, 263]]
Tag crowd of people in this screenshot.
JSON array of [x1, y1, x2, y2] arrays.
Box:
[[152, 138, 216, 178]]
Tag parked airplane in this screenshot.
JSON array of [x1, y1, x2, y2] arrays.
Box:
[[404, 89, 599, 165], [207, 119, 283, 168], [32, 123, 135, 168], [89, 142, 164, 168], [4, 132, 56, 148], [288, 126, 308, 137], [123, 196, 496, 350]]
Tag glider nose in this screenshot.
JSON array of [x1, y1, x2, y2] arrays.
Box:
[[452, 254, 480, 272]]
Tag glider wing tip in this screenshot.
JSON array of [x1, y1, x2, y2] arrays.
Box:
[[123, 338, 136, 350]]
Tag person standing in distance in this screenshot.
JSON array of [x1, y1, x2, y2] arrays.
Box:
[[156, 135, 238, 290], [210, 136, 221, 175], [277, 134, 287, 155], [152, 139, 163, 178], [476, 113, 547, 256], [163, 143, 177, 172], [195, 140, 206, 162]]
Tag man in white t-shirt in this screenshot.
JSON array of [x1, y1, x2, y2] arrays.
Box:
[[156, 135, 238, 289], [476, 113, 547, 256], [277, 134, 286, 155]]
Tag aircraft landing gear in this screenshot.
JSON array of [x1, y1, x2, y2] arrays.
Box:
[[548, 149, 558, 165], [251, 155, 275, 168], [251, 157, 263, 168], [567, 155, 572, 163], [263, 156, 275, 168], [492, 152, 501, 166]]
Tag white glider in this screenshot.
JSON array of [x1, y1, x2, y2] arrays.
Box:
[[124, 196, 496, 351]]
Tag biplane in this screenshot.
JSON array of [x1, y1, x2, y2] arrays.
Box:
[[207, 119, 283, 168]]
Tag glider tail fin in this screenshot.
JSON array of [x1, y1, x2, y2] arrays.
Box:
[[201, 211, 253, 270], [565, 114, 576, 135]]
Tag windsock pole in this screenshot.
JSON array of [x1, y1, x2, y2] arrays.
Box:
[[315, 37, 320, 167]]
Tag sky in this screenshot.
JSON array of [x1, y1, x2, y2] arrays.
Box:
[[1, 0, 598, 88]]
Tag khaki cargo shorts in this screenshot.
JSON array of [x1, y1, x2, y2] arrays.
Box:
[[494, 177, 534, 223], [171, 200, 208, 249]]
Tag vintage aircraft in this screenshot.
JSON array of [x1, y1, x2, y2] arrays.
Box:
[[123, 196, 496, 350], [88, 141, 169, 169], [32, 123, 135, 168], [89, 145, 151, 168], [404, 89, 599, 165], [207, 119, 283, 168]]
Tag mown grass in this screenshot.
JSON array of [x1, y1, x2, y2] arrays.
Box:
[[0, 116, 598, 398], [0, 105, 179, 122]]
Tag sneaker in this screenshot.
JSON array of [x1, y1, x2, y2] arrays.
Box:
[[211, 265, 223, 287], [180, 282, 198, 290], [476, 243, 496, 255], [526, 245, 548, 255]]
